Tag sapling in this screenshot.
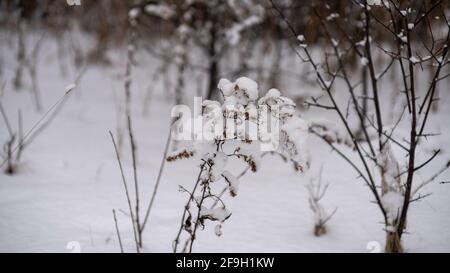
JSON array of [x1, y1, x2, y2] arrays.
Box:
[[270, 0, 450, 252]]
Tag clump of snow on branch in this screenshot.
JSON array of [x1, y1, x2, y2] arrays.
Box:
[[219, 77, 259, 106], [200, 206, 231, 222], [222, 170, 239, 197], [144, 3, 175, 20], [128, 8, 140, 20], [258, 88, 310, 170], [366, 0, 389, 7], [201, 151, 228, 182]]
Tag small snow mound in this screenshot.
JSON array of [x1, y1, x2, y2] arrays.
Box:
[[235, 77, 259, 100], [222, 170, 240, 197], [382, 191, 403, 221], [200, 206, 231, 222], [219, 77, 259, 106], [218, 78, 234, 96], [128, 8, 140, 19], [266, 88, 281, 98], [65, 83, 77, 93]]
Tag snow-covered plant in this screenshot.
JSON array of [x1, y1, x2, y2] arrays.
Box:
[[305, 167, 337, 237], [170, 76, 310, 253]]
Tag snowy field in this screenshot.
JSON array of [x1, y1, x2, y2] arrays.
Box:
[[0, 32, 450, 253]]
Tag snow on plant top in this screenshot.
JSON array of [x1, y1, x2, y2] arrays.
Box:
[[218, 77, 259, 106], [258, 88, 296, 118], [170, 76, 311, 172]]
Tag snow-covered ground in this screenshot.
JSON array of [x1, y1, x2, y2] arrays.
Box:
[[0, 34, 449, 253]]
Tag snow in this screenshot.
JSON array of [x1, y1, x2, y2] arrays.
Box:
[[65, 83, 76, 93], [398, 33, 408, 43], [360, 57, 369, 66], [326, 13, 340, 21], [331, 39, 339, 47], [202, 152, 228, 183], [410, 56, 420, 64], [377, 143, 401, 191], [144, 4, 175, 20], [222, 170, 240, 197], [200, 206, 231, 222], [219, 77, 259, 106], [381, 192, 403, 223], [217, 79, 234, 96], [367, 0, 382, 6], [258, 88, 296, 118], [280, 116, 310, 167], [128, 8, 140, 20], [367, 0, 390, 7], [235, 77, 259, 101], [356, 38, 367, 47], [297, 35, 305, 43], [215, 224, 223, 237]]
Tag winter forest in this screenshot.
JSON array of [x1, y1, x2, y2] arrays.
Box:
[[0, 0, 449, 254]]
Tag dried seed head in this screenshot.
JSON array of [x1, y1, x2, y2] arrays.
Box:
[[293, 161, 304, 172], [167, 149, 195, 162]]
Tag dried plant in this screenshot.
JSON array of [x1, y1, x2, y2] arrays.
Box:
[[170, 77, 311, 252], [305, 166, 337, 236]]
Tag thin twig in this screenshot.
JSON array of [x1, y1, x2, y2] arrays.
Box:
[[0, 101, 13, 137], [141, 127, 172, 231], [127, 115, 141, 247], [112, 209, 124, 253], [109, 131, 140, 253], [173, 162, 206, 253]]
